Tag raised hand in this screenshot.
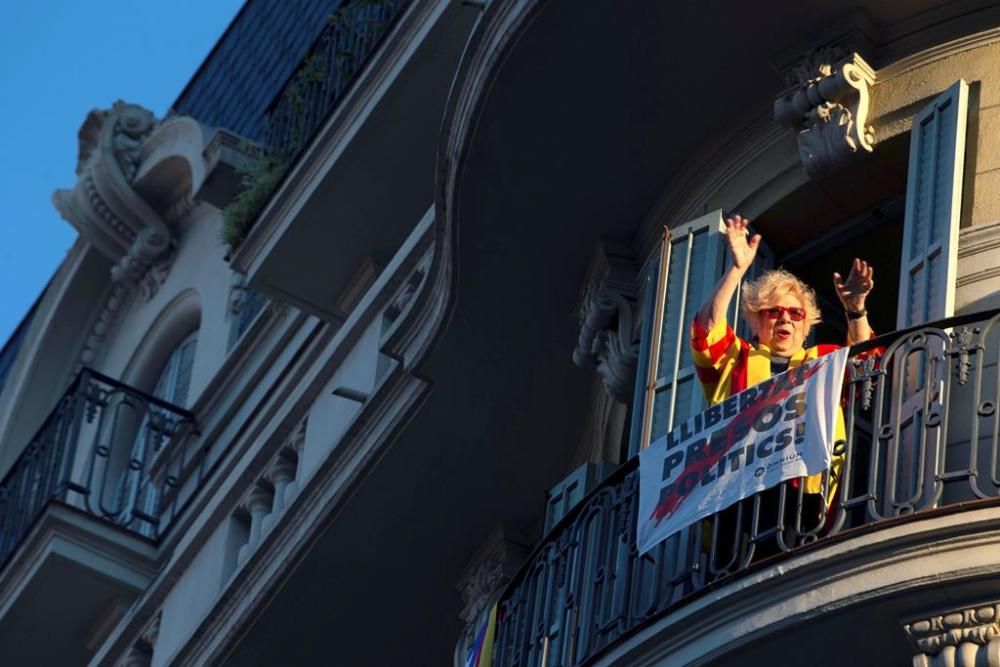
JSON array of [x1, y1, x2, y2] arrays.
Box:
[[833, 258, 874, 312], [724, 215, 761, 273]]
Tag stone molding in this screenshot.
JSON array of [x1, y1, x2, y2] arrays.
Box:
[[600, 506, 1000, 666], [572, 243, 639, 404], [774, 51, 876, 180], [52, 102, 208, 366], [904, 603, 1000, 667]]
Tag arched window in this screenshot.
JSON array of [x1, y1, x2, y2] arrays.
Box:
[[150, 330, 198, 408], [118, 330, 199, 537]]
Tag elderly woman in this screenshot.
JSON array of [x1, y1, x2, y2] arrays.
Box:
[[690, 215, 874, 544]]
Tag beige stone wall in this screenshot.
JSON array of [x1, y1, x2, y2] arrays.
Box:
[[870, 36, 1000, 311], [98, 205, 235, 408], [874, 37, 1000, 229]]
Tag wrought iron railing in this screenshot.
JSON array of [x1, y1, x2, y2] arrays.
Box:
[[0, 369, 200, 567], [262, 0, 409, 158], [492, 308, 1000, 667]]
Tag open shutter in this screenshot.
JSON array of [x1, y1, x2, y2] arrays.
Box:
[[630, 211, 773, 454], [638, 211, 726, 449], [897, 79, 968, 329], [888, 81, 968, 512]]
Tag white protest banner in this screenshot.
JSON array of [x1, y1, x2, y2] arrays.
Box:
[[637, 347, 850, 555]]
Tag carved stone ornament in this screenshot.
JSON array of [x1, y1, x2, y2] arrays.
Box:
[[903, 602, 1000, 667], [773, 50, 876, 180], [573, 283, 639, 404], [52, 101, 208, 366], [229, 271, 250, 315], [459, 559, 504, 625], [452, 528, 528, 667], [117, 612, 160, 667]]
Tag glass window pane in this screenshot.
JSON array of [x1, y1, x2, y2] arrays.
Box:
[[673, 374, 703, 428], [650, 386, 673, 442]]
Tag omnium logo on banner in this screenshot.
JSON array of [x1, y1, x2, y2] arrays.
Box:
[[637, 347, 850, 555]]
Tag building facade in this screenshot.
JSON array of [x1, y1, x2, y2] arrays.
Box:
[[1, 0, 1000, 665]]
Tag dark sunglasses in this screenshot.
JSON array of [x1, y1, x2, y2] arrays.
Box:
[[761, 306, 806, 322]]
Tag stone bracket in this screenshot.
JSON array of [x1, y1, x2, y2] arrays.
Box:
[[904, 602, 1000, 666], [774, 51, 876, 180], [572, 241, 639, 404]]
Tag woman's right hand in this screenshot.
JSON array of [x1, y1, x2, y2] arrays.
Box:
[[724, 215, 761, 273]]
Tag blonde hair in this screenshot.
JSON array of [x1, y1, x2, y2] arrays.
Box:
[[740, 269, 822, 339]]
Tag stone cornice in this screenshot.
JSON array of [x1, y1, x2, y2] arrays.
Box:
[[877, 25, 1000, 81]]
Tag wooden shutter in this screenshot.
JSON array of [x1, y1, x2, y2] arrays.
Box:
[[638, 212, 727, 449], [631, 211, 773, 453], [897, 79, 969, 329]]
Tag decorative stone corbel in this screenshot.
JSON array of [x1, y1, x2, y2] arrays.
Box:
[[117, 612, 160, 667], [572, 243, 639, 404], [903, 602, 1000, 666], [229, 271, 251, 315], [52, 101, 209, 366], [453, 527, 528, 667], [773, 50, 876, 180]]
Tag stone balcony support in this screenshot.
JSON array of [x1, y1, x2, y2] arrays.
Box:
[[774, 50, 876, 180], [236, 485, 274, 566], [905, 603, 1000, 667], [51, 102, 232, 366]]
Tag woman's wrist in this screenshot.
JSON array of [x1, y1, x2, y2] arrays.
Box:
[[729, 264, 750, 279]]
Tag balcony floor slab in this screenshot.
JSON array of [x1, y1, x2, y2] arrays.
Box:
[[0, 503, 157, 666]]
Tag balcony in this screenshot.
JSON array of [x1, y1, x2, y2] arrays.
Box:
[[261, 0, 410, 165], [492, 309, 1000, 667], [231, 0, 478, 322], [0, 369, 198, 665]]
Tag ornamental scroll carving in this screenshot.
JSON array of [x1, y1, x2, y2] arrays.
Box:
[[452, 530, 527, 667], [52, 102, 208, 365], [774, 50, 876, 180], [573, 245, 639, 404], [903, 602, 1000, 667]]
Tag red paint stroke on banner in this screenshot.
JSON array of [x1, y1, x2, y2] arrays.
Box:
[[650, 361, 824, 525]]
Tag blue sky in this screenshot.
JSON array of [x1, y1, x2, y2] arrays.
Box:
[[0, 0, 244, 345]]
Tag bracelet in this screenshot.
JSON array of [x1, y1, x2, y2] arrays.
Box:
[[846, 308, 868, 320]]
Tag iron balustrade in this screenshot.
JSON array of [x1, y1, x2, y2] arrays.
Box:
[[262, 0, 409, 159], [0, 369, 199, 567], [492, 308, 1000, 667]]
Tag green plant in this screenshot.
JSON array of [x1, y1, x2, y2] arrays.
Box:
[[327, 0, 383, 30], [221, 0, 392, 254], [221, 151, 288, 252]]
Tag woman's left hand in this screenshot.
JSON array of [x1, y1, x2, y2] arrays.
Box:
[[833, 258, 874, 312]]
